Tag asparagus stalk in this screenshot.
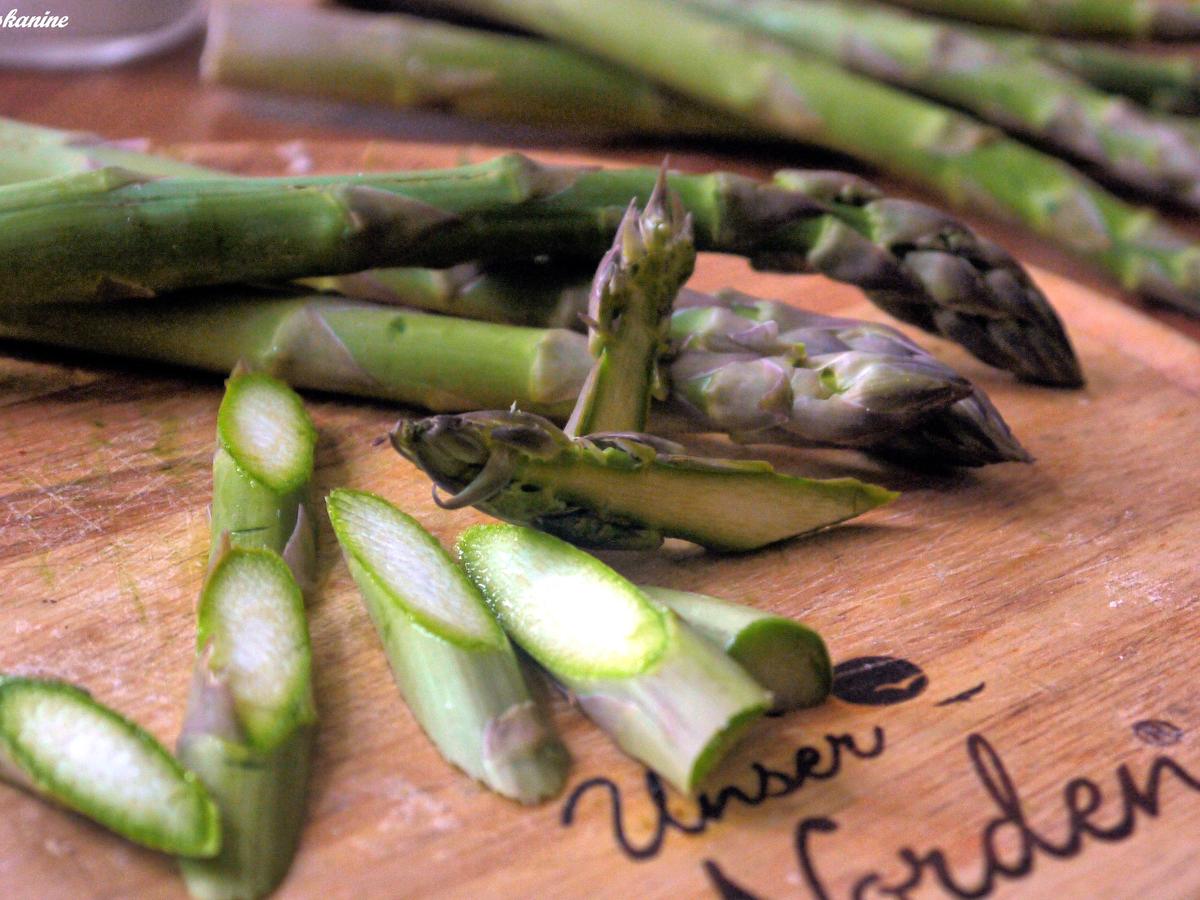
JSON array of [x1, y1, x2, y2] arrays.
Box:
[[179, 547, 316, 900], [202, 2, 730, 137], [0, 292, 591, 419], [0, 676, 219, 857], [874, 0, 1200, 38], [0, 150, 1077, 386], [457, 524, 772, 793], [683, 0, 1200, 213], [326, 489, 568, 803], [391, 409, 896, 551], [0, 286, 1025, 465], [566, 173, 695, 436], [639, 587, 832, 712], [211, 367, 317, 585], [436, 0, 1200, 324]]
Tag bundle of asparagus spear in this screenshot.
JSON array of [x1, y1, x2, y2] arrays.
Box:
[[202, 0, 1200, 319]]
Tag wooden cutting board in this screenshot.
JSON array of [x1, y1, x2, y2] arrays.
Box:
[[1, 141, 1198, 900]]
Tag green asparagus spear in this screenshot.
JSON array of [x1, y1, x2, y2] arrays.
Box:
[[179, 547, 316, 900], [0, 286, 1024, 465], [434, 0, 1200, 323], [566, 173, 695, 436], [639, 587, 832, 712], [391, 409, 896, 551], [202, 2, 728, 136], [683, 0, 1200, 213], [874, 0, 1200, 38], [326, 489, 567, 803], [457, 525, 772, 793], [0, 147, 1077, 385], [0, 676, 219, 857]]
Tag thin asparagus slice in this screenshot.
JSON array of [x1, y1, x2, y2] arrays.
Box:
[[202, 2, 728, 136], [457, 524, 772, 793], [0, 149, 1077, 386], [874, 0, 1200, 39], [0, 676, 219, 857], [566, 173, 695, 436], [436, 0, 1200, 324], [683, 0, 1200, 213], [179, 546, 316, 900], [0, 292, 591, 420], [326, 489, 568, 803], [639, 586, 831, 712], [391, 409, 896, 551], [212, 367, 317, 584]]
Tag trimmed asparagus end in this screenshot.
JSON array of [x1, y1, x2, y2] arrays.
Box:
[[326, 489, 505, 648], [217, 370, 316, 494], [327, 490, 567, 803], [642, 586, 832, 711], [196, 549, 315, 753], [458, 526, 771, 793], [0, 677, 219, 857]]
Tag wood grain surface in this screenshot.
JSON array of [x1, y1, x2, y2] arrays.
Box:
[[1, 141, 1198, 900]]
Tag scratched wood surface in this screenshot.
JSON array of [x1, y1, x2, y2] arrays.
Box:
[[1, 141, 1198, 900]]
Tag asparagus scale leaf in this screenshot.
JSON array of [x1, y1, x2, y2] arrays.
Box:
[[326, 489, 568, 803], [0, 676, 220, 857], [875, 0, 1200, 39], [566, 171, 695, 436], [458, 525, 772, 794], [179, 547, 316, 900], [391, 409, 896, 551], [640, 587, 832, 712]]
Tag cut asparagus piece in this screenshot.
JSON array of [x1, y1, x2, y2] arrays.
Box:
[[639, 587, 831, 712], [391, 409, 896, 551], [458, 525, 772, 793], [683, 0, 1200, 214], [326, 489, 567, 803], [212, 368, 317, 583], [566, 173, 695, 436], [202, 2, 728, 136], [179, 546, 316, 900], [874, 0, 1200, 38], [0, 676, 219, 857], [0, 293, 591, 420], [0, 148, 1077, 386]]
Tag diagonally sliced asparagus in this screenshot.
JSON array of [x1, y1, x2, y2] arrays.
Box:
[[458, 525, 772, 794], [326, 489, 568, 804], [0, 676, 219, 857], [178, 546, 316, 900], [392, 410, 897, 552], [639, 587, 831, 712], [212, 367, 317, 584], [566, 173, 695, 436]]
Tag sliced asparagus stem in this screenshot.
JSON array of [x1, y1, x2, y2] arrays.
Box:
[[202, 2, 730, 136], [327, 489, 568, 803], [639, 587, 831, 712], [0, 148, 1077, 386], [683, 0, 1200, 213], [212, 368, 317, 585], [391, 409, 896, 551], [458, 525, 772, 793], [0, 676, 219, 857], [874, 0, 1200, 39], [566, 174, 695, 436], [178, 547, 316, 900], [0, 292, 590, 419]]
